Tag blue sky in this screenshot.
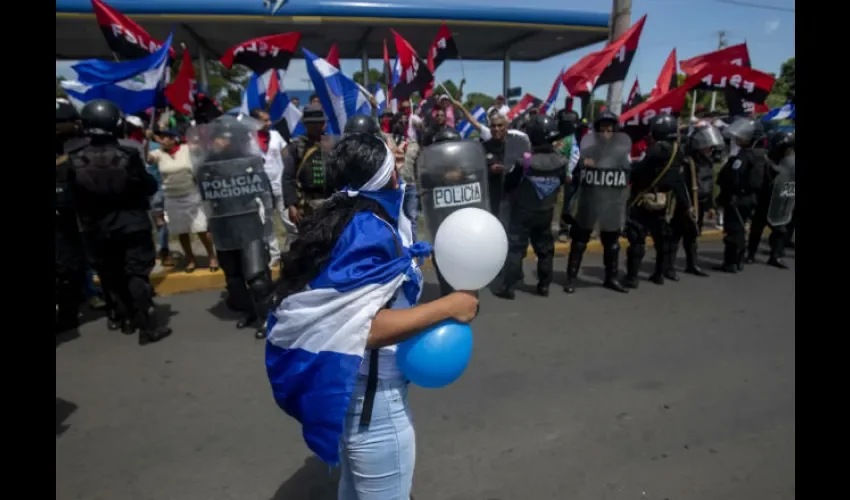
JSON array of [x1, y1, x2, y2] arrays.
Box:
[[56, 0, 795, 101]]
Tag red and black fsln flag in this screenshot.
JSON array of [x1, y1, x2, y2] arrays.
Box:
[[91, 0, 175, 59], [390, 30, 434, 102], [594, 15, 647, 88], [427, 23, 459, 73], [219, 32, 302, 75]]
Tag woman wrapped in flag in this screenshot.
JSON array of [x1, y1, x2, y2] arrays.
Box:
[[265, 133, 480, 499]]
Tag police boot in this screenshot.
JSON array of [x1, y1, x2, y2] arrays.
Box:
[[621, 245, 644, 289], [767, 232, 789, 269], [736, 248, 747, 272], [602, 244, 628, 293], [137, 305, 172, 346], [713, 243, 739, 273], [563, 243, 585, 294], [236, 312, 258, 329], [684, 241, 709, 277], [649, 251, 666, 285], [493, 286, 515, 300], [536, 283, 549, 297]]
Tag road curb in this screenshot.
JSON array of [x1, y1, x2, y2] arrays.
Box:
[[145, 229, 724, 296]]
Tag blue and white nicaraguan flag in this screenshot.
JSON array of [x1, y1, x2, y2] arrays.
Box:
[[265, 146, 431, 464], [302, 48, 372, 136], [762, 102, 795, 121], [61, 34, 173, 114], [456, 105, 486, 138]]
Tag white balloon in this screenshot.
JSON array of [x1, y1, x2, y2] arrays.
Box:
[[434, 208, 508, 290]]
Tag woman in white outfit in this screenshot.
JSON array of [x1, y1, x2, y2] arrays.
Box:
[[148, 129, 218, 272]]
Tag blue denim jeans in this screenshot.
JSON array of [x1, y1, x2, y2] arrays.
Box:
[[339, 376, 415, 500], [403, 184, 419, 242]]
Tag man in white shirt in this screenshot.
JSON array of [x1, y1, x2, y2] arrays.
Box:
[[250, 109, 288, 266], [487, 95, 511, 118]]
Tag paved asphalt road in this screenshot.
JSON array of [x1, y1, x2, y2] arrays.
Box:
[[56, 241, 795, 500]]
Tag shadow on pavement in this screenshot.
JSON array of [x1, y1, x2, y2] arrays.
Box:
[[56, 398, 78, 437], [206, 290, 245, 322], [270, 456, 338, 500]]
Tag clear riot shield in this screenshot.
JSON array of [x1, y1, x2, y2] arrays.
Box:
[[569, 131, 632, 232], [490, 135, 531, 219], [417, 140, 490, 241], [188, 119, 274, 251], [767, 155, 795, 227]]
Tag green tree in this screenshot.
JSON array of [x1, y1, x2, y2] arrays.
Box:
[[464, 92, 494, 111], [189, 60, 250, 112], [352, 68, 386, 89], [56, 76, 68, 98], [768, 57, 794, 106]]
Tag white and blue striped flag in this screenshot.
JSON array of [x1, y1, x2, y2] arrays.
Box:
[[265, 201, 432, 464], [61, 34, 173, 114], [762, 102, 795, 121], [303, 48, 371, 135], [371, 83, 387, 115], [456, 105, 486, 138], [240, 72, 305, 137]]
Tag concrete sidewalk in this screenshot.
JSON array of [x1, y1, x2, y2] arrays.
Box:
[[145, 229, 725, 296]]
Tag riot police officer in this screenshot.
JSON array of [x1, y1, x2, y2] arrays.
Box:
[[745, 121, 781, 264], [759, 130, 795, 268], [66, 99, 171, 344], [622, 114, 691, 288], [494, 115, 567, 299], [669, 125, 725, 277], [714, 117, 768, 273], [56, 99, 87, 332], [194, 117, 276, 339], [564, 111, 631, 294], [344, 114, 381, 136], [419, 127, 467, 297], [281, 104, 335, 234]]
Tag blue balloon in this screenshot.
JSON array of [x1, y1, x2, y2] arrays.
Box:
[[396, 320, 474, 388]]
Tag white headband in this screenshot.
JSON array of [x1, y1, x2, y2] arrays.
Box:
[[346, 142, 396, 196]]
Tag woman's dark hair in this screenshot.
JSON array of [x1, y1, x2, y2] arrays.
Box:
[[273, 133, 393, 301]]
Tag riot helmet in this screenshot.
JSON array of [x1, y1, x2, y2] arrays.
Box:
[[344, 115, 381, 136], [80, 99, 123, 136], [525, 115, 558, 147], [725, 117, 758, 146], [432, 128, 462, 144], [56, 98, 80, 124], [649, 114, 678, 142], [689, 125, 724, 156], [768, 130, 794, 163], [593, 111, 619, 132], [556, 110, 579, 139]]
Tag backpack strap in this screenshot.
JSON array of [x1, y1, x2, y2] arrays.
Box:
[[359, 221, 405, 429]]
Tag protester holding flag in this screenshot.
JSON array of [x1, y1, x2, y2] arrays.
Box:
[[266, 133, 478, 498]]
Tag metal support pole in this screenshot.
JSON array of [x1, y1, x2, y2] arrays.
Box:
[[605, 0, 632, 115], [198, 49, 210, 94], [502, 51, 511, 99], [690, 90, 698, 119], [361, 48, 370, 87]]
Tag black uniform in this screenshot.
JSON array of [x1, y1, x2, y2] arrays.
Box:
[[746, 147, 778, 261], [281, 134, 334, 219], [623, 139, 691, 288], [55, 150, 87, 332], [714, 148, 766, 272], [494, 116, 565, 299], [67, 100, 170, 344], [200, 133, 275, 338], [670, 148, 715, 276]]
